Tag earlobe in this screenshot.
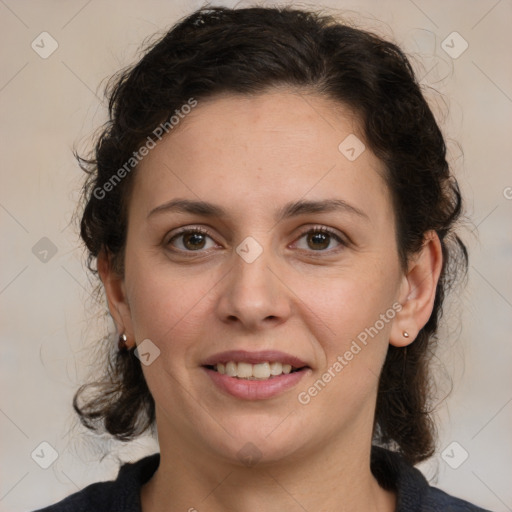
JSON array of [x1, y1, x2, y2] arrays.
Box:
[[97, 250, 134, 348], [390, 231, 443, 347]]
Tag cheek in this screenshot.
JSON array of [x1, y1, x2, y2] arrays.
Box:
[[340, 283, 397, 341], [296, 264, 400, 341], [295, 272, 400, 410], [124, 251, 215, 348], [297, 278, 398, 417]]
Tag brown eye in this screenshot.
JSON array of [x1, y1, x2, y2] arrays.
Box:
[[167, 228, 216, 252], [182, 232, 207, 250], [306, 231, 331, 250], [295, 227, 345, 252]]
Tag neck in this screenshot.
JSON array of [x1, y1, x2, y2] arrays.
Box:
[[140, 429, 396, 512]]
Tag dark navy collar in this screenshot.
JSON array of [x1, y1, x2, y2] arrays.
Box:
[[36, 446, 493, 511]]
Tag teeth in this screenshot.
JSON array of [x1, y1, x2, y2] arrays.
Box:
[[225, 361, 237, 377], [269, 362, 282, 375], [237, 362, 253, 378], [253, 362, 270, 379], [212, 361, 298, 379]]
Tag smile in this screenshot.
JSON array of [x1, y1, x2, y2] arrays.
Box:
[[207, 361, 304, 380]]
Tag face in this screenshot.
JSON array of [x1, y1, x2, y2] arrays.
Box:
[[111, 90, 414, 466]]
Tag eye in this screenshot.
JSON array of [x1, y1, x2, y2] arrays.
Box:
[[293, 226, 346, 253], [165, 225, 347, 255], [166, 227, 218, 252]]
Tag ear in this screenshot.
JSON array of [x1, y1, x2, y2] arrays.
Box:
[[97, 250, 134, 349], [390, 231, 443, 347]]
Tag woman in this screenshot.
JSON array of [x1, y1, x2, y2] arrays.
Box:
[[34, 5, 492, 512]]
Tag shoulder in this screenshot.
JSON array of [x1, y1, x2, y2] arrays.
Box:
[[423, 486, 494, 512], [31, 453, 160, 512], [370, 445, 494, 512]]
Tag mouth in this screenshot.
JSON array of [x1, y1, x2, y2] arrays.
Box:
[[201, 350, 311, 379], [203, 361, 308, 380], [201, 350, 311, 399]]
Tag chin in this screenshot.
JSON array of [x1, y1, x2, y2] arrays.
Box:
[[197, 417, 310, 467]]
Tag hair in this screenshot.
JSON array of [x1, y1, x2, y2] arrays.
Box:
[[73, 5, 468, 465]]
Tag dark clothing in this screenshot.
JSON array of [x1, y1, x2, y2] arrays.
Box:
[[33, 446, 493, 511]]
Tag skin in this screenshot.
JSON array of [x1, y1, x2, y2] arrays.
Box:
[[99, 89, 442, 512]]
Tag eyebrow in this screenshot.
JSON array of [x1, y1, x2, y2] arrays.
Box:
[[147, 197, 370, 223]]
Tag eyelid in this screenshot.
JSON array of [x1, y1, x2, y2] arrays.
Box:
[[168, 225, 212, 238]]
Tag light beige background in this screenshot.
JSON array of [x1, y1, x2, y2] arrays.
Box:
[[1, 0, 511, 511]]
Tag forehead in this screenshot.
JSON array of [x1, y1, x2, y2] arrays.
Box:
[[132, 90, 392, 223]]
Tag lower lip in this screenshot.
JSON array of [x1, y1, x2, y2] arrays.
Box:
[[203, 367, 310, 400]]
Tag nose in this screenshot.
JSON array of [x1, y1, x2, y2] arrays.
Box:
[[215, 242, 292, 331]]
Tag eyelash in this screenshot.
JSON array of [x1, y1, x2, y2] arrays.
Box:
[[165, 225, 347, 256]]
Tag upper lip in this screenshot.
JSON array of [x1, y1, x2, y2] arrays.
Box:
[[202, 350, 309, 369]]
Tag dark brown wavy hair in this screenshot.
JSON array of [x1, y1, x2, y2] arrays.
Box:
[[73, 5, 468, 465]]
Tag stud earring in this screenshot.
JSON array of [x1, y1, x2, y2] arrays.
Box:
[[118, 333, 128, 351], [402, 331, 410, 338]]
